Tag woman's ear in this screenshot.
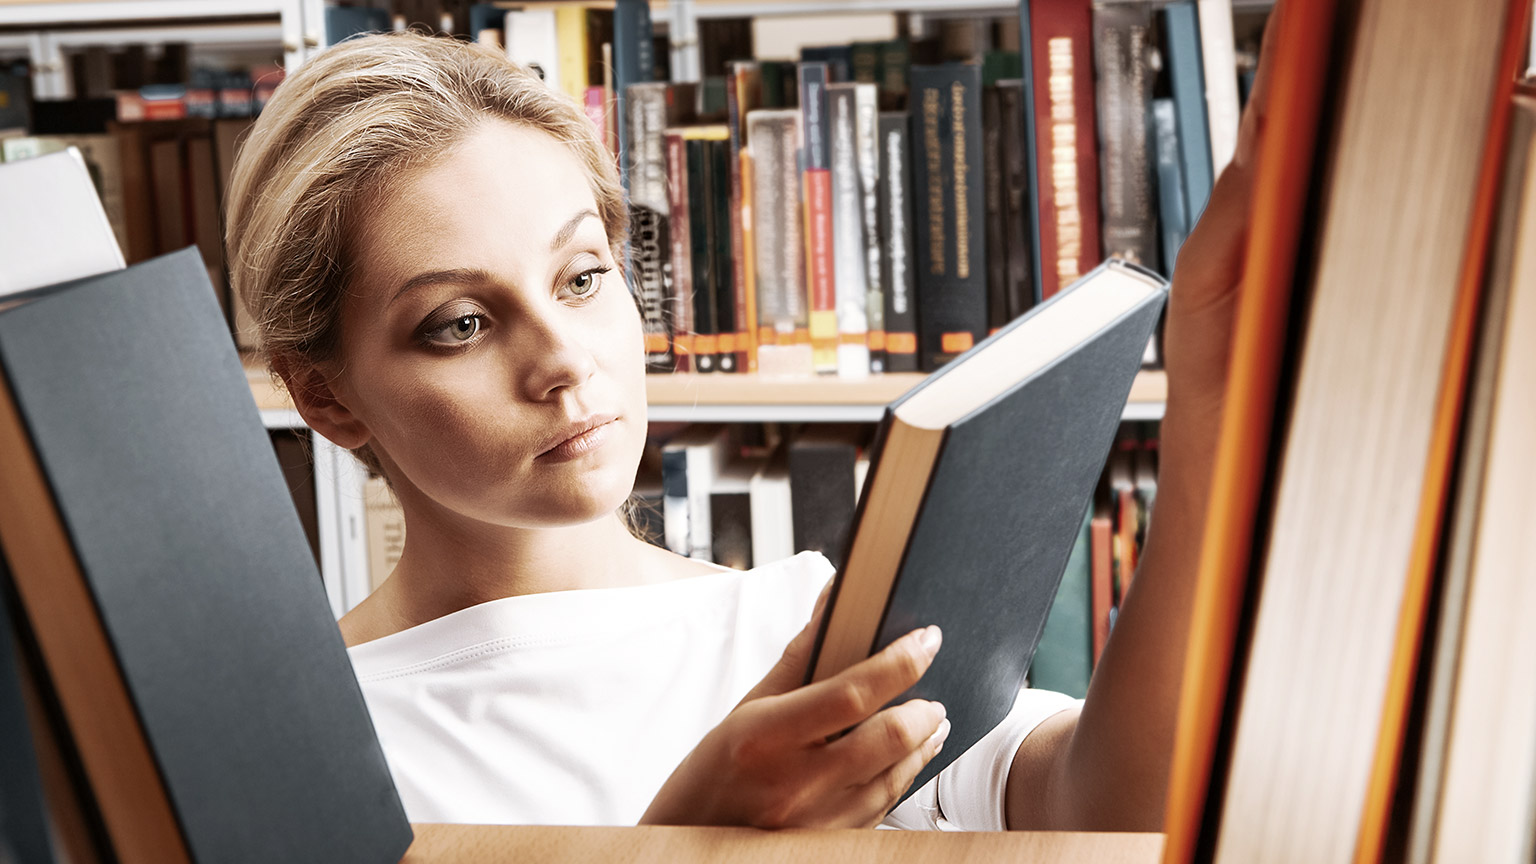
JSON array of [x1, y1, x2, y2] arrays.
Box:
[[271, 354, 372, 450]]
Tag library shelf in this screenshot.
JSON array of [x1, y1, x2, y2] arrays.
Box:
[[246, 358, 1168, 426], [399, 824, 1165, 863]]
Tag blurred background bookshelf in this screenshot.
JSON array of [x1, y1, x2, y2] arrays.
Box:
[[2, 0, 1264, 696]]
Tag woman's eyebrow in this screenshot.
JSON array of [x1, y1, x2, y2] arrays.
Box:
[[549, 209, 600, 252], [389, 267, 493, 304]]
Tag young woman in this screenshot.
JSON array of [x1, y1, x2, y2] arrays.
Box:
[[225, 12, 1269, 831]]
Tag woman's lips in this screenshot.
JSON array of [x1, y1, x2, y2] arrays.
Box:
[[538, 417, 619, 462]]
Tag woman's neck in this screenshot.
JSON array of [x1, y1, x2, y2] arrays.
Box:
[[339, 498, 672, 647]]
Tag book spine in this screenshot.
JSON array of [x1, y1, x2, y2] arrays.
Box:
[[725, 63, 762, 373], [1164, 1, 1213, 226], [853, 83, 885, 373], [877, 112, 919, 373], [1090, 505, 1113, 663], [996, 81, 1034, 320], [828, 84, 871, 378], [664, 129, 694, 371], [1196, 0, 1240, 177], [748, 110, 812, 374], [983, 84, 1009, 333], [708, 138, 737, 373], [1027, 0, 1101, 300], [661, 448, 689, 555], [911, 64, 986, 371], [627, 85, 675, 370], [1152, 98, 1189, 277], [554, 6, 590, 106], [878, 39, 910, 111], [798, 62, 839, 374], [1092, 3, 1158, 270], [612, 0, 655, 193], [687, 137, 718, 373]]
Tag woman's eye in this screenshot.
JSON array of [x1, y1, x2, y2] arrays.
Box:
[[424, 314, 483, 346], [563, 266, 610, 300]]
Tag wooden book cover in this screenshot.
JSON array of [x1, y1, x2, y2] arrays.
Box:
[[0, 249, 411, 864], [806, 259, 1166, 800]]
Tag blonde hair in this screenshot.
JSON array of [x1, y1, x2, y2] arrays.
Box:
[[225, 31, 628, 470]]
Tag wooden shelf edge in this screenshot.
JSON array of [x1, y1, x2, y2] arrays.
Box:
[[401, 824, 1165, 864]]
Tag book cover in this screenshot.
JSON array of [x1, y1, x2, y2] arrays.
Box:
[[807, 260, 1167, 801], [1026, 0, 1102, 300], [0, 249, 411, 863], [877, 111, 919, 373], [798, 62, 839, 374], [852, 83, 885, 374], [827, 83, 872, 378], [910, 63, 986, 370]]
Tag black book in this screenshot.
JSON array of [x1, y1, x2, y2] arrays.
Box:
[[877, 111, 920, 372], [0, 249, 411, 863], [708, 137, 738, 373], [685, 136, 719, 373], [788, 426, 863, 569], [910, 63, 986, 371], [806, 259, 1167, 802]]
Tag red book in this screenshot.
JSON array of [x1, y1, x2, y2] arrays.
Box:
[[1027, 0, 1102, 300]]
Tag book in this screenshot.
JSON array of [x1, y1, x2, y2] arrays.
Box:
[[995, 81, 1035, 320], [1029, 512, 1093, 699], [612, 0, 656, 193], [910, 63, 986, 370], [661, 424, 731, 561], [851, 84, 885, 374], [827, 83, 873, 378], [0, 576, 55, 864], [1196, 0, 1241, 178], [1092, 3, 1158, 270], [505, 8, 561, 88], [747, 109, 814, 377], [1163, 2, 1214, 228], [0, 248, 411, 863], [798, 62, 839, 374], [876, 111, 919, 373], [1151, 98, 1189, 277], [788, 425, 864, 568], [749, 442, 795, 566], [1024, 0, 1101, 301], [710, 455, 762, 570], [0, 149, 124, 295], [627, 83, 695, 371], [806, 259, 1167, 800], [1161, 0, 1524, 860], [725, 62, 763, 373], [706, 137, 737, 373]]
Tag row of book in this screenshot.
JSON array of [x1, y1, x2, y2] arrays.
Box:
[[609, 1, 1253, 378]]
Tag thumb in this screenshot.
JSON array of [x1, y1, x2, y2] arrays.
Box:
[[739, 578, 834, 704]]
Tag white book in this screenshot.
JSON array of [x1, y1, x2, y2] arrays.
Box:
[[1197, 0, 1240, 177], [749, 447, 794, 567], [0, 148, 124, 296], [505, 9, 561, 94]]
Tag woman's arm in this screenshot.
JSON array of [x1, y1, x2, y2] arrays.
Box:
[[1005, 8, 1278, 831]]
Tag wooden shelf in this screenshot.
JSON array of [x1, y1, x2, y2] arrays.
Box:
[[244, 358, 1167, 425], [401, 824, 1165, 864]]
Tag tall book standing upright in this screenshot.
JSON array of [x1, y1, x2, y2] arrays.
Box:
[[807, 260, 1167, 801], [1159, 0, 1527, 862], [0, 249, 411, 864], [0, 150, 124, 295]]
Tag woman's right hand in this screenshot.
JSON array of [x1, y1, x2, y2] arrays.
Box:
[[639, 591, 950, 829]]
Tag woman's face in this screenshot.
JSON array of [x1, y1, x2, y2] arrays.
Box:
[[331, 118, 647, 528]]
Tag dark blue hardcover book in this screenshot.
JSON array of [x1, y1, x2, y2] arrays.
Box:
[[323, 6, 390, 47], [1153, 97, 1190, 276], [613, 0, 655, 194], [0, 248, 411, 864]]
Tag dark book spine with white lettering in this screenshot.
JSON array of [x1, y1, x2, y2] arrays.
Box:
[[1026, 0, 1102, 301], [910, 63, 986, 371], [877, 111, 919, 372], [1093, 2, 1158, 270], [996, 80, 1035, 320], [827, 83, 872, 377]]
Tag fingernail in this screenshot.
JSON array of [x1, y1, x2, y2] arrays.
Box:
[[919, 625, 942, 657]]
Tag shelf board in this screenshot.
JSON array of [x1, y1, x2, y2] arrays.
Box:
[[245, 358, 1166, 425]]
